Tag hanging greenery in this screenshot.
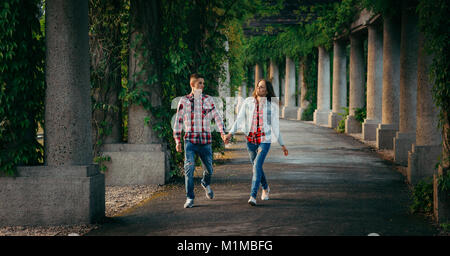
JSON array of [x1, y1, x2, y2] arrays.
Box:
[[0, 0, 45, 176]]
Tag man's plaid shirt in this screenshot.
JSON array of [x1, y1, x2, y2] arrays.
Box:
[[173, 93, 225, 145]]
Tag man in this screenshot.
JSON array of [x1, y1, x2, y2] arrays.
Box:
[[173, 73, 228, 208]]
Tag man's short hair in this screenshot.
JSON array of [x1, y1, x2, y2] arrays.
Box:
[[190, 73, 204, 81]]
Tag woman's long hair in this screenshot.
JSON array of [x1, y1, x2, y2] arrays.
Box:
[[253, 79, 279, 105]]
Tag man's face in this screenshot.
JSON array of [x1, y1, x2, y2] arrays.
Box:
[[190, 78, 205, 91]]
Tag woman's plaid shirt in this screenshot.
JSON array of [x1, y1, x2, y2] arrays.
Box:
[[247, 100, 265, 144], [173, 93, 225, 145]]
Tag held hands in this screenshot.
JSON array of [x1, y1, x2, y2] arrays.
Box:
[[176, 143, 182, 153], [282, 145, 288, 156], [222, 133, 232, 144]]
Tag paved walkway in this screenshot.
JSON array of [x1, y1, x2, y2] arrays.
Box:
[[87, 119, 439, 236]]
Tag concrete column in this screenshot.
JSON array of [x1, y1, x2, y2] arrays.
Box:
[[329, 40, 348, 128], [394, 6, 419, 165], [103, 0, 168, 186], [363, 23, 383, 141], [314, 46, 331, 125], [127, 31, 160, 145], [254, 62, 263, 88], [280, 77, 285, 105], [45, 3, 93, 166], [297, 61, 310, 120], [269, 59, 280, 97], [0, 0, 105, 226], [219, 41, 231, 99], [269, 60, 280, 97], [376, 15, 401, 149], [345, 34, 365, 134], [282, 56, 297, 119], [407, 33, 442, 185], [235, 82, 246, 114]]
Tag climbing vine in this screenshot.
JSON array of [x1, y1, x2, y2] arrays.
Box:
[[0, 0, 45, 176], [416, 0, 450, 175]]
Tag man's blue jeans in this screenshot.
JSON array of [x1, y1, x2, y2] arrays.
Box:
[[246, 142, 271, 198], [184, 141, 214, 199]]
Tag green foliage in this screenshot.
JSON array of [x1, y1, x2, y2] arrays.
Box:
[[336, 107, 349, 133], [437, 171, 450, 193], [94, 155, 111, 173], [354, 106, 367, 123], [417, 0, 450, 171], [0, 0, 45, 175], [89, 0, 129, 159], [410, 178, 434, 215], [360, 0, 402, 18]]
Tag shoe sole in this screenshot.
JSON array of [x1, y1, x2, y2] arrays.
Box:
[[248, 201, 256, 206], [201, 184, 214, 199]]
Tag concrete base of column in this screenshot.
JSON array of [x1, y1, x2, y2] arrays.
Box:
[[328, 112, 343, 129], [314, 109, 331, 126], [282, 106, 299, 120], [345, 115, 362, 134], [407, 144, 442, 185], [376, 124, 398, 149], [394, 132, 416, 166], [0, 165, 105, 226], [362, 119, 380, 141], [102, 143, 169, 186], [434, 168, 450, 223], [297, 107, 306, 121]]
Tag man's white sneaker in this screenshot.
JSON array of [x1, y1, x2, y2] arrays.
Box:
[[248, 196, 257, 206], [261, 186, 270, 200], [201, 184, 214, 199], [184, 198, 194, 208]]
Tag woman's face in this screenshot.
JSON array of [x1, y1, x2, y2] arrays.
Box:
[[256, 80, 267, 97]]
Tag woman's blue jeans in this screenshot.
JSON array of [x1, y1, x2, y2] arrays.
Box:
[[184, 141, 214, 199], [246, 142, 271, 198]]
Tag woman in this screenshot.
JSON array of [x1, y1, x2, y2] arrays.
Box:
[[226, 79, 288, 206]]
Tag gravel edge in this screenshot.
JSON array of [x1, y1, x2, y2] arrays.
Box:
[[0, 184, 163, 236]]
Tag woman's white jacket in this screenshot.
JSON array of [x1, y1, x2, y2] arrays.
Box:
[[229, 97, 285, 146]]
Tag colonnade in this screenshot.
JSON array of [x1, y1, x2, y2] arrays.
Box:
[[244, 8, 441, 188]]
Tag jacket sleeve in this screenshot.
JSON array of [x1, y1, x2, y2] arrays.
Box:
[[210, 98, 225, 135], [229, 99, 247, 135], [271, 102, 285, 146]]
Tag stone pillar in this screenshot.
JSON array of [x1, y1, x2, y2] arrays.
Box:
[[314, 46, 331, 126], [394, 6, 419, 165], [329, 40, 348, 128], [235, 82, 246, 114], [363, 22, 383, 141], [219, 41, 231, 99], [103, 0, 168, 186], [297, 61, 310, 120], [280, 77, 285, 106], [376, 15, 401, 149], [255, 62, 263, 88], [407, 33, 442, 185], [127, 31, 160, 145], [269, 59, 280, 97], [345, 34, 365, 134], [282, 57, 297, 119], [0, 0, 105, 226]]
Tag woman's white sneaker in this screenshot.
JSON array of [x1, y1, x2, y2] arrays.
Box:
[[248, 196, 257, 206], [261, 186, 270, 200], [184, 198, 194, 208]]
